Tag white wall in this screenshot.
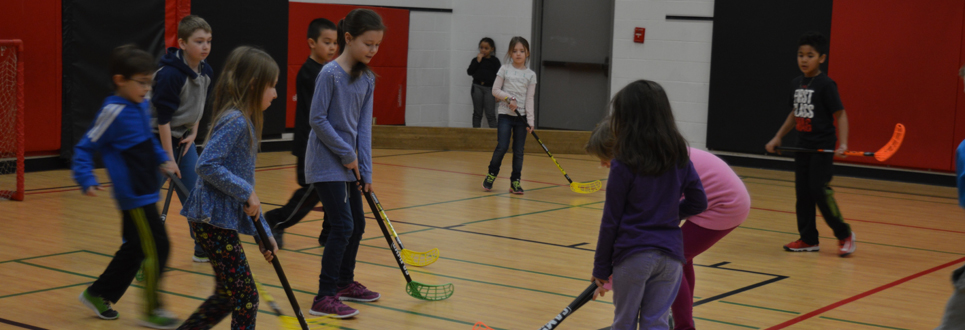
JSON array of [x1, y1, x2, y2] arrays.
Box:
[[406, 11, 452, 127], [610, 0, 715, 150], [446, 0, 533, 127]]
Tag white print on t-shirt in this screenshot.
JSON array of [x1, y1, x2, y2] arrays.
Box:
[[792, 89, 814, 119]]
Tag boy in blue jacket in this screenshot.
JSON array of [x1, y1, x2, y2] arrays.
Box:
[[73, 44, 180, 329]]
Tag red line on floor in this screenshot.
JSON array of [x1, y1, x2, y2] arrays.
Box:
[[752, 206, 965, 234], [763, 256, 965, 329]]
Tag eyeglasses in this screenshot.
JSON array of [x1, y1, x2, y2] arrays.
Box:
[[129, 78, 153, 88]]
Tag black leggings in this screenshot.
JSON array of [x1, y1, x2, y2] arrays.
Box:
[[794, 152, 852, 245]]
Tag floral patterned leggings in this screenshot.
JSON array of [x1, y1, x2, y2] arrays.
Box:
[[179, 222, 259, 330]]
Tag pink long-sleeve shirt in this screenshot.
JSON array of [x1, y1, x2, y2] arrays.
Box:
[[686, 148, 750, 230]]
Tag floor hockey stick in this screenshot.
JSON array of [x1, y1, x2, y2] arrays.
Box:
[[166, 172, 311, 329], [513, 110, 602, 194], [254, 276, 340, 329], [354, 169, 454, 300], [364, 185, 439, 267], [777, 123, 905, 162], [537, 281, 598, 330], [159, 144, 184, 224]]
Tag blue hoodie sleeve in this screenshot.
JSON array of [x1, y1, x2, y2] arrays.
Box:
[[152, 66, 184, 125], [957, 140, 965, 209], [71, 105, 124, 192], [195, 113, 254, 202], [357, 76, 374, 183]]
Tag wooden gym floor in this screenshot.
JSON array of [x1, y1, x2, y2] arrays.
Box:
[[0, 149, 960, 329]]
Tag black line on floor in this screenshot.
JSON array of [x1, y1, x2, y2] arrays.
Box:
[[693, 275, 788, 307], [568, 242, 589, 248], [0, 318, 46, 330], [372, 150, 448, 158], [708, 261, 731, 268]]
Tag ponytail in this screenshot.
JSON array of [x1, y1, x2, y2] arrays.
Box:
[[336, 9, 385, 81]]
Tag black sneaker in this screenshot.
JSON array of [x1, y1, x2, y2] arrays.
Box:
[[79, 289, 119, 320], [192, 251, 209, 263], [509, 180, 524, 195], [482, 173, 496, 191]]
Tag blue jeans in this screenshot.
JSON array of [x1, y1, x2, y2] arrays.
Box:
[[314, 181, 365, 297], [156, 141, 202, 256], [487, 114, 527, 181]]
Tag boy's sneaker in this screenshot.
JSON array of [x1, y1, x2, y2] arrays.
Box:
[[309, 295, 359, 318], [192, 251, 209, 263], [783, 240, 819, 252], [482, 173, 496, 191], [79, 289, 119, 320], [838, 232, 856, 257], [337, 281, 381, 302], [138, 309, 181, 329], [509, 180, 524, 195]]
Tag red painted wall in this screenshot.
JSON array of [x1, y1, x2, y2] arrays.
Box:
[[287, 3, 408, 127], [164, 0, 191, 48], [0, 0, 62, 155], [830, 0, 965, 171]]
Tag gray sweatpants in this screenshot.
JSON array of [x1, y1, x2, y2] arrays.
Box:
[[471, 83, 497, 128], [611, 250, 683, 330], [936, 264, 965, 330]]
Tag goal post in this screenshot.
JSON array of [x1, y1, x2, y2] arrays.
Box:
[[0, 40, 24, 201]]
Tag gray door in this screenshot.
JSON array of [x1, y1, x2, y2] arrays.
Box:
[[534, 0, 614, 130]]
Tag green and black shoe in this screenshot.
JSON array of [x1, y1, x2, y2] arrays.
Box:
[[482, 173, 496, 191], [510, 180, 524, 195], [79, 289, 119, 320]]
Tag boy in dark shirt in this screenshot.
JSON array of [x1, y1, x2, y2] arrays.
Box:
[[264, 18, 337, 247], [765, 31, 856, 257]]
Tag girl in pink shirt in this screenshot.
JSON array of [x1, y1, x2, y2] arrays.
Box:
[[586, 122, 750, 330]]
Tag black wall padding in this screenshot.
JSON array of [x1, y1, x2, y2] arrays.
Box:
[[706, 0, 833, 155], [191, 0, 288, 141], [61, 0, 166, 159]]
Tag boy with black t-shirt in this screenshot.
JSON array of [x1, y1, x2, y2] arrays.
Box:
[[263, 18, 337, 248], [765, 31, 856, 257]]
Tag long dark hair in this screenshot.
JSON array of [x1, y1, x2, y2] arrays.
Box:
[[609, 80, 689, 175], [337, 9, 385, 81]]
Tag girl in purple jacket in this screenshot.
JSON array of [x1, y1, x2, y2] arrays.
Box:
[[590, 80, 707, 330]]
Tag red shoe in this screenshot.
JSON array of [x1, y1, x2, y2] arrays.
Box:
[[783, 240, 819, 252], [838, 232, 856, 257]]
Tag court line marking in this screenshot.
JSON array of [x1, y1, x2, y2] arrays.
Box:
[[737, 226, 965, 256], [6, 251, 485, 330], [763, 256, 965, 329], [0, 318, 46, 330], [818, 316, 910, 330]]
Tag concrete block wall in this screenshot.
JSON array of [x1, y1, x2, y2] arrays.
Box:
[[611, 0, 715, 150]]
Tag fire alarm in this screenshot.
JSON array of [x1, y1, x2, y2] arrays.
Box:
[[634, 27, 645, 43]]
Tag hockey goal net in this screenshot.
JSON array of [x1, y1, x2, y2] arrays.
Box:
[[0, 40, 24, 201]]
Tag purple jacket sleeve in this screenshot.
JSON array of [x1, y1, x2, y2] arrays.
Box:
[[679, 161, 708, 219], [593, 162, 632, 280]]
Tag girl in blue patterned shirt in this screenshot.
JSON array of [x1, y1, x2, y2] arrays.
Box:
[[178, 46, 279, 330], [306, 9, 385, 319]]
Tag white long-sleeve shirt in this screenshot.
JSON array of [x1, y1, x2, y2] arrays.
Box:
[[491, 64, 537, 127]]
